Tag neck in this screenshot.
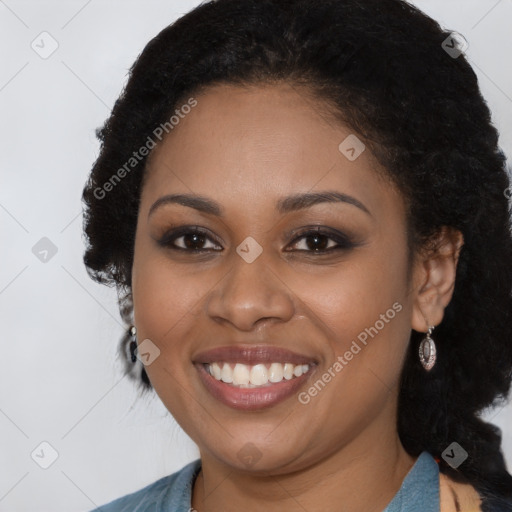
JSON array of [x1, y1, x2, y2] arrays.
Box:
[[191, 405, 417, 512]]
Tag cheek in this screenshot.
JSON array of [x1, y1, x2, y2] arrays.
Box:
[[133, 264, 199, 339], [293, 231, 411, 392], [131, 241, 227, 404], [288, 242, 411, 440], [131, 235, 215, 341], [296, 237, 409, 343], [131, 245, 208, 426]]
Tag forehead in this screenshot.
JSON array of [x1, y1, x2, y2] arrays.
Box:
[[141, 83, 401, 219]]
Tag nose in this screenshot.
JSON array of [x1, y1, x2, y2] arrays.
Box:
[[205, 249, 295, 332]]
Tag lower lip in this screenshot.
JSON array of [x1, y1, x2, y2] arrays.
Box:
[[195, 364, 313, 410]]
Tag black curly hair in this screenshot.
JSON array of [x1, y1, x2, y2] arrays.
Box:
[[82, 0, 512, 506]]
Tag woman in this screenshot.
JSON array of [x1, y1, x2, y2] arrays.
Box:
[[82, 0, 512, 510]]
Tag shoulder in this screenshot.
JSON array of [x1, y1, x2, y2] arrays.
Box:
[[89, 459, 201, 512], [439, 471, 512, 512], [440, 471, 482, 511]]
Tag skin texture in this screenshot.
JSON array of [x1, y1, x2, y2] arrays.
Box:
[[131, 83, 464, 511], [439, 472, 482, 511]]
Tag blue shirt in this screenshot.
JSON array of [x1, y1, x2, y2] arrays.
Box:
[[91, 451, 440, 511]]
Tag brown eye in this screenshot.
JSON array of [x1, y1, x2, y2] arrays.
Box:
[[157, 226, 222, 252], [157, 225, 357, 255], [286, 227, 357, 253]]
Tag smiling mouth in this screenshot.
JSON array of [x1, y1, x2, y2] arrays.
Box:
[[195, 363, 315, 410], [192, 343, 318, 411], [204, 361, 311, 387], [192, 345, 317, 410]]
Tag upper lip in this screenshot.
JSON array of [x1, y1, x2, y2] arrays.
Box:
[[193, 345, 318, 366]]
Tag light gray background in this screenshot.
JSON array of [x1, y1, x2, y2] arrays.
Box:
[[1, 1, 511, 510]]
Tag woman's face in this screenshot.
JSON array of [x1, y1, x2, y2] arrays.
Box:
[[132, 82, 417, 473]]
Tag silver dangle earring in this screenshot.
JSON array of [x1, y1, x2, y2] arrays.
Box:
[[419, 325, 436, 371], [129, 326, 138, 363]]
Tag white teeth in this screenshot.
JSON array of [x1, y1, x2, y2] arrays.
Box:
[[207, 362, 310, 387], [283, 363, 294, 380], [268, 362, 284, 383], [211, 362, 222, 380], [233, 363, 250, 385], [221, 363, 233, 383], [250, 364, 268, 385]]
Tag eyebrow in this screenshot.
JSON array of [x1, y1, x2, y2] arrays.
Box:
[[148, 191, 372, 218]]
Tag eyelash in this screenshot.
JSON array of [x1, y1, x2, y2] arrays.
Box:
[[157, 225, 356, 254]]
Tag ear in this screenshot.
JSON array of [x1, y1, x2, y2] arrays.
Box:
[[411, 226, 464, 332]]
